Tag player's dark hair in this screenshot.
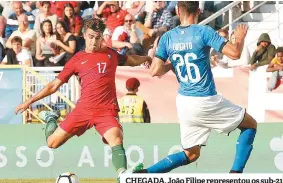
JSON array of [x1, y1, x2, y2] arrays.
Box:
[[84, 18, 106, 33], [276, 47, 283, 53], [177, 1, 199, 14]]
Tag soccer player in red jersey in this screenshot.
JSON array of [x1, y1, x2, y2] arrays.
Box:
[[15, 18, 151, 178]]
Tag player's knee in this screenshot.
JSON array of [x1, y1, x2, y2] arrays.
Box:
[[184, 146, 201, 163], [107, 136, 123, 147], [239, 113, 257, 130]]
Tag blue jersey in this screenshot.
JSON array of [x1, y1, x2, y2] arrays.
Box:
[[155, 25, 227, 97]]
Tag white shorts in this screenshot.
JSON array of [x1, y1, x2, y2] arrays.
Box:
[[176, 94, 245, 149]]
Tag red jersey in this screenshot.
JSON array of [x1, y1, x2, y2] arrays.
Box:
[[57, 48, 127, 112]]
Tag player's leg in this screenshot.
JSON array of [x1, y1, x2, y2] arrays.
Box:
[[39, 110, 74, 149], [203, 94, 257, 173], [135, 125, 209, 173], [230, 112, 257, 173], [134, 95, 211, 173], [94, 115, 130, 177], [137, 146, 200, 173], [103, 127, 128, 176], [46, 126, 74, 149]]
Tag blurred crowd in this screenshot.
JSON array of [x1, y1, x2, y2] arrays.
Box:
[[0, 1, 255, 66], [0, 1, 282, 92]]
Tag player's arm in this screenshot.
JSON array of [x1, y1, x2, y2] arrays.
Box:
[[15, 54, 76, 114], [149, 35, 173, 76], [14, 78, 64, 114], [121, 55, 152, 66], [222, 24, 248, 60], [149, 58, 173, 76]]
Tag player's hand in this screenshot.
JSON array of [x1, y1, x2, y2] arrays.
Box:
[[14, 102, 30, 115], [143, 61, 151, 69], [234, 24, 248, 40]]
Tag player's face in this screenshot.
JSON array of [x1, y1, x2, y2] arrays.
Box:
[[84, 28, 103, 52], [277, 52, 283, 64]]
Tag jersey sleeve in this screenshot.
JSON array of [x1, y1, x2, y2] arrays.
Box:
[[202, 26, 227, 53], [57, 55, 76, 83], [155, 33, 169, 62]]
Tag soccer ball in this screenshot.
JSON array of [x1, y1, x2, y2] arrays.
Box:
[[56, 172, 80, 183]]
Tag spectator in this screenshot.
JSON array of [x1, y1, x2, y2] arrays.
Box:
[[249, 33, 276, 71], [118, 78, 150, 123], [96, 1, 128, 34], [266, 47, 283, 91], [52, 1, 78, 19], [143, 1, 172, 36], [23, 1, 36, 13], [62, 3, 83, 37], [34, 1, 58, 37], [1, 36, 32, 66], [0, 41, 5, 63], [5, 1, 35, 38], [0, 1, 13, 20], [136, 1, 172, 52], [35, 19, 58, 67], [6, 13, 36, 57], [124, 1, 145, 18], [112, 14, 143, 55], [0, 16, 6, 46], [49, 21, 76, 66]]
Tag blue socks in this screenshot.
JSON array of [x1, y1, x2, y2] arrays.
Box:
[[231, 128, 256, 172], [147, 151, 189, 173]]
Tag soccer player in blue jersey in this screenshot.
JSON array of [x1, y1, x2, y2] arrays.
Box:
[[135, 1, 257, 173]]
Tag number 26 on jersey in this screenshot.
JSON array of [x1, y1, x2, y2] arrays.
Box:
[[173, 53, 201, 83]]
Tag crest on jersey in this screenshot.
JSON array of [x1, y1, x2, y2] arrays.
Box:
[[107, 54, 112, 59], [181, 31, 185, 35]]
